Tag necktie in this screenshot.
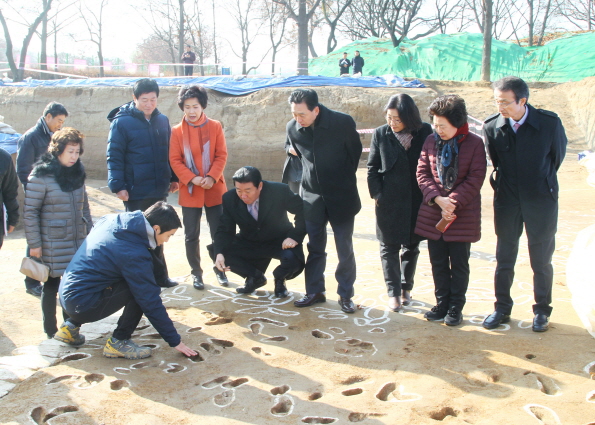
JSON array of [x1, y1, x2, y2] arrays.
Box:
[[248, 203, 258, 221], [513, 122, 520, 132]]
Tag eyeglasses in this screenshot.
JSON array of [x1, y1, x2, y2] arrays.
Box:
[[386, 115, 402, 124], [494, 99, 516, 108]]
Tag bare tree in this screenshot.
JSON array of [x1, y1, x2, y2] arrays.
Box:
[[508, 0, 559, 46], [212, 0, 220, 75], [423, 0, 469, 34], [226, 0, 269, 75], [556, 0, 595, 30], [77, 0, 109, 77], [308, 9, 324, 58], [339, 0, 387, 40], [262, 0, 293, 74], [379, 0, 426, 47], [321, 0, 353, 54], [0, 0, 54, 81], [142, 0, 187, 76], [463, 0, 513, 40], [273, 0, 322, 75], [481, 0, 492, 81], [186, 2, 214, 76], [38, 1, 77, 74]]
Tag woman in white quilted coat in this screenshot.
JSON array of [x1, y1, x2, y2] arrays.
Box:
[[24, 128, 92, 342]]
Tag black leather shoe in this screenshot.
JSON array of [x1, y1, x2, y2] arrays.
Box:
[[338, 297, 356, 314], [26, 285, 43, 297], [482, 311, 511, 329], [294, 292, 326, 307], [192, 275, 204, 290], [213, 266, 229, 287], [401, 290, 412, 306], [236, 275, 267, 294], [532, 313, 549, 332], [161, 278, 179, 288], [274, 279, 289, 298]]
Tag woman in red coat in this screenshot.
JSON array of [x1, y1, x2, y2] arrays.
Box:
[[415, 95, 486, 326], [170, 85, 228, 290]]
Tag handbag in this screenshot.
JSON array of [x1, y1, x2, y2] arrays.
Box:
[[20, 256, 49, 282]]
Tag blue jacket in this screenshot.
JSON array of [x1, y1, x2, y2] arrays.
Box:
[[60, 211, 181, 347], [106, 102, 174, 201]]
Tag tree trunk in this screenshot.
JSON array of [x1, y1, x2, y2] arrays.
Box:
[[297, 0, 309, 75], [178, 0, 185, 76], [212, 0, 219, 75], [528, 0, 534, 46], [53, 21, 58, 73], [40, 0, 48, 73], [481, 0, 493, 82]]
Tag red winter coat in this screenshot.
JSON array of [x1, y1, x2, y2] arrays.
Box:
[[414, 132, 487, 242]]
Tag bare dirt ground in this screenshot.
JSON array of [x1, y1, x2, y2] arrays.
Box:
[[1, 82, 595, 425]]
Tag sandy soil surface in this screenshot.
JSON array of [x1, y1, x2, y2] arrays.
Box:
[[1, 82, 595, 425]]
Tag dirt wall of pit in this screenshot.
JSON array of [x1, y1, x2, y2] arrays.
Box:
[[0, 86, 438, 183]]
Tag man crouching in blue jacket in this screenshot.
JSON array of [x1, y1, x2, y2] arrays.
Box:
[[55, 201, 197, 359]]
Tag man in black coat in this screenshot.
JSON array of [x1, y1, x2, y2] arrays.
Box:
[[285, 88, 362, 313], [339, 52, 351, 76], [213, 166, 306, 298], [0, 148, 19, 249], [482, 76, 567, 333], [16, 101, 68, 296], [352, 51, 364, 75]]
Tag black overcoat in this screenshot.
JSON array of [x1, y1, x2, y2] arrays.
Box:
[[214, 181, 306, 256], [483, 104, 567, 243], [286, 104, 362, 222], [367, 123, 432, 245]]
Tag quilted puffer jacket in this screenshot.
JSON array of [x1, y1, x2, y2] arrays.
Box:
[[24, 154, 92, 277]]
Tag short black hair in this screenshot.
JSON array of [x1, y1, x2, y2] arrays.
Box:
[[133, 78, 160, 99], [493, 76, 530, 103], [384, 94, 423, 131], [288, 88, 319, 111], [343, 52, 347, 54], [144, 201, 182, 233], [177, 85, 208, 110], [232, 166, 262, 188], [428, 94, 467, 129], [43, 102, 68, 118]]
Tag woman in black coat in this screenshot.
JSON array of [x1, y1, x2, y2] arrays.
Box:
[[367, 94, 433, 312]]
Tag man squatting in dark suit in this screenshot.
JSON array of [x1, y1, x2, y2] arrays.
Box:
[[212, 166, 306, 298], [285, 88, 362, 314], [482, 76, 567, 333]]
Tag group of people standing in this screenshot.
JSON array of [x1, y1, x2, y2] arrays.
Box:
[[339, 51, 365, 76], [0, 74, 566, 362]]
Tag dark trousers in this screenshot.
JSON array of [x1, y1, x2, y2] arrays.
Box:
[[427, 237, 471, 311], [182, 205, 222, 277], [66, 280, 142, 341], [304, 213, 356, 299], [494, 227, 555, 316], [184, 65, 193, 76], [210, 240, 304, 281], [124, 197, 169, 283], [379, 241, 420, 297], [42, 276, 68, 337], [24, 245, 41, 290]]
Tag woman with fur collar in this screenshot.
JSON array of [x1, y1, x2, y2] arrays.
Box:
[[24, 128, 92, 342]]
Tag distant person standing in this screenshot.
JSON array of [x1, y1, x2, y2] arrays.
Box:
[[0, 147, 19, 250], [181, 46, 196, 76], [339, 52, 351, 76], [16, 101, 68, 297], [106, 78, 179, 288], [482, 76, 567, 333], [352, 51, 365, 76]]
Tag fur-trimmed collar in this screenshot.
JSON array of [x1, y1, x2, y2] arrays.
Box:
[[31, 153, 86, 192]]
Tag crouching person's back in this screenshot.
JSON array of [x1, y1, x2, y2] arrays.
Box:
[[57, 201, 197, 359]]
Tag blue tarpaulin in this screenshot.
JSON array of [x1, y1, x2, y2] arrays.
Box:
[[0, 75, 424, 95]]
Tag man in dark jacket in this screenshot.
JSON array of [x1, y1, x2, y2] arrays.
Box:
[[181, 45, 196, 76], [482, 76, 567, 333], [0, 148, 19, 249], [213, 166, 306, 298], [57, 201, 197, 359], [339, 52, 351, 76], [107, 78, 179, 288], [352, 51, 364, 75], [285, 88, 362, 313], [16, 101, 68, 296]]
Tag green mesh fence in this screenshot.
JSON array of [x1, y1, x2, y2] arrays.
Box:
[[309, 32, 595, 82]]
